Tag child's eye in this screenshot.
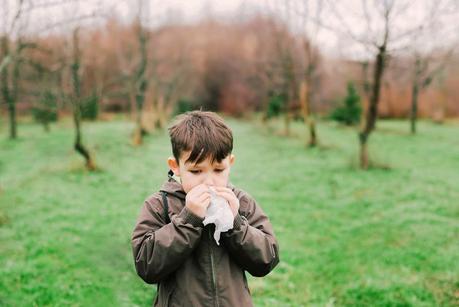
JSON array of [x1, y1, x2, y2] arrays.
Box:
[[190, 170, 201, 174], [214, 169, 225, 173]]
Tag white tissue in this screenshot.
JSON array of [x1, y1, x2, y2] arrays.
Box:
[[202, 189, 234, 245]]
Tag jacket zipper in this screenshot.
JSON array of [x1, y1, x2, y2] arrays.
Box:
[[208, 229, 220, 307]]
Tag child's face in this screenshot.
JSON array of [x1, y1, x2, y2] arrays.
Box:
[[168, 152, 235, 193]]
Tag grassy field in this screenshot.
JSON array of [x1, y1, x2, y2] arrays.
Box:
[[0, 117, 458, 306]]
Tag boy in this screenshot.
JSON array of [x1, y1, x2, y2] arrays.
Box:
[[131, 111, 279, 306]]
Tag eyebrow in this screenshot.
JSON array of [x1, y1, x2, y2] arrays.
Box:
[[188, 162, 225, 168]]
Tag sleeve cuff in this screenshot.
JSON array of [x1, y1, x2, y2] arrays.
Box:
[[176, 207, 204, 228]]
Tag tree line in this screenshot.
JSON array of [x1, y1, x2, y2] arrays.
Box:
[[1, 0, 458, 171]]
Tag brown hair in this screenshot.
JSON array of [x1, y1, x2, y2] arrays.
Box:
[[168, 111, 233, 165]]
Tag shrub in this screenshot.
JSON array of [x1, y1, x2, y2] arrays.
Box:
[[266, 94, 285, 118], [32, 91, 58, 131], [174, 98, 199, 115], [80, 93, 99, 120], [330, 82, 361, 125]]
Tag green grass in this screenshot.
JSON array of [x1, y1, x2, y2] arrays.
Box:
[[0, 117, 458, 306]]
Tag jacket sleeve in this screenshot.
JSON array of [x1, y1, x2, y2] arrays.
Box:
[[131, 196, 204, 284], [221, 194, 280, 277]]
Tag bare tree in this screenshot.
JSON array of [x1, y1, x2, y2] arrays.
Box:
[[113, 7, 181, 139], [278, 1, 300, 137], [296, 0, 323, 147], [262, 1, 296, 136], [0, 35, 21, 139], [1, 0, 97, 141], [278, 30, 297, 137], [406, 0, 459, 133], [150, 52, 190, 129], [42, 0, 100, 170], [408, 51, 454, 134], [69, 27, 96, 170], [140, 23, 192, 131], [130, 0, 151, 146], [1, 0, 30, 139], [320, 0, 457, 168], [269, 0, 323, 145]]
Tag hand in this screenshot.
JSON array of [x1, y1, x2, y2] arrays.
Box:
[[213, 186, 240, 217], [185, 184, 211, 218]]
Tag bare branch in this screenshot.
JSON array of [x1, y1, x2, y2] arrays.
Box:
[[22, 0, 81, 13], [324, 0, 379, 47], [8, 0, 25, 34], [37, 12, 98, 34]]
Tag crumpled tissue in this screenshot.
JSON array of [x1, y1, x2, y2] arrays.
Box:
[[202, 188, 234, 245]]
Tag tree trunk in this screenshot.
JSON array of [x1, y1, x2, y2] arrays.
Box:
[[134, 83, 143, 144], [7, 99, 16, 139], [299, 81, 317, 147], [410, 81, 419, 134], [410, 57, 423, 134], [73, 105, 96, 170], [284, 110, 291, 136], [359, 132, 369, 170], [156, 95, 169, 130], [44, 122, 50, 132], [359, 45, 387, 169], [10, 42, 21, 139], [303, 41, 319, 147], [1, 36, 17, 139], [282, 46, 297, 137], [132, 21, 148, 146], [132, 124, 143, 146], [308, 118, 317, 147], [71, 28, 95, 171], [261, 99, 269, 125], [365, 48, 385, 133]]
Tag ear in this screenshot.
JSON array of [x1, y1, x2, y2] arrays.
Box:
[[229, 154, 235, 166], [167, 157, 180, 176]]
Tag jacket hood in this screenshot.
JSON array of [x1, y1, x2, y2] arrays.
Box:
[[159, 176, 186, 200]]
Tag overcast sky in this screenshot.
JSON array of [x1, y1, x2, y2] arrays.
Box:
[[2, 0, 458, 59]]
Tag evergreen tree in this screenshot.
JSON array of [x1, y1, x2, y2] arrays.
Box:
[[331, 82, 361, 125]]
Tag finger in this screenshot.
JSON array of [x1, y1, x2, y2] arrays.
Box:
[[216, 194, 239, 212], [198, 191, 211, 200], [213, 186, 233, 193], [196, 192, 210, 202], [199, 197, 211, 209], [188, 184, 209, 197], [192, 184, 208, 193], [214, 188, 236, 199], [196, 193, 211, 206], [216, 191, 237, 203]]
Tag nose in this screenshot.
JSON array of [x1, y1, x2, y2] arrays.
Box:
[[203, 173, 215, 187]]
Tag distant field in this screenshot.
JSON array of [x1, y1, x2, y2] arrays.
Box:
[[0, 117, 458, 306]]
